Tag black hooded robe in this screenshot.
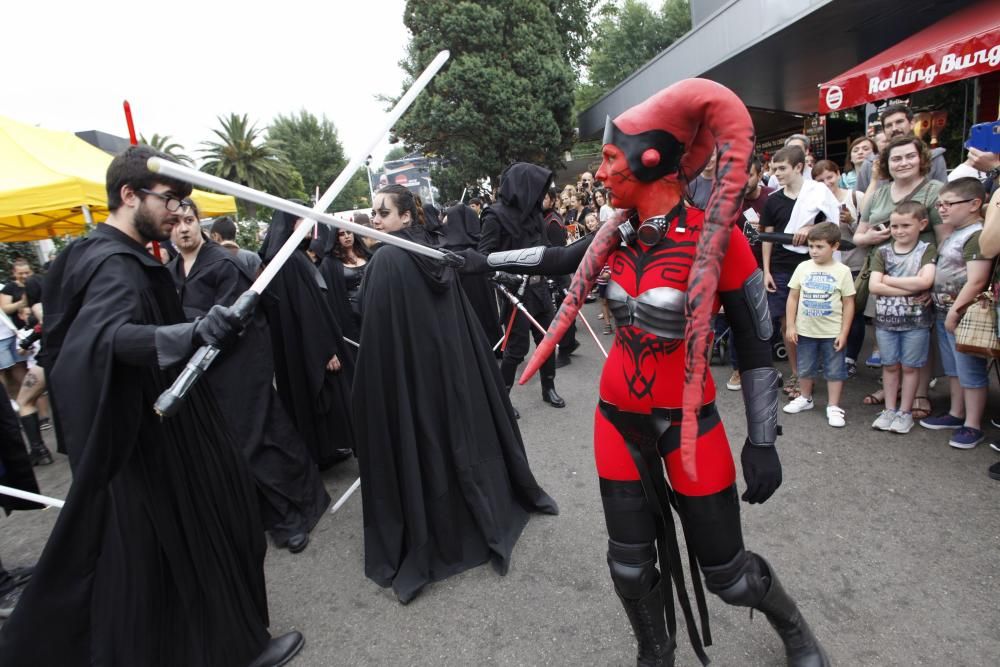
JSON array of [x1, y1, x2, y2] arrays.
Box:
[[444, 204, 502, 343], [0, 224, 269, 667], [353, 225, 558, 604], [258, 212, 355, 468], [168, 239, 331, 546]]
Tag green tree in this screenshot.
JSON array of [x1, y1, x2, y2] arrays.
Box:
[[268, 110, 370, 212], [139, 133, 193, 165], [0, 243, 42, 278], [575, 0, 691, 113], [200, 114, 303, 218], [392, 0, 579, 197]]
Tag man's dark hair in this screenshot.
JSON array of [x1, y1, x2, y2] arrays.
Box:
[[939, 177, 986, 206], [807, 222, 841, 246], [880, 103, 914, 125], [469, 197, 483, 207], [106, 145, 192, 212], [211, 216, 238, 241], [772, 146, 805, 169], [749, 156, 763, 174]]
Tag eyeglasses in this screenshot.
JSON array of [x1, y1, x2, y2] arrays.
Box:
[[138, 188, 186, 212], [935, 198, 976, 210]]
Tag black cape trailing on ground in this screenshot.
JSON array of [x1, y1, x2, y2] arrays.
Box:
[[354, 224, 558, 604], [0, 398, 42, 514], [169, 239, 331, 546], [259, 211, 355, 467], [0, 224, 269, 666], [444, 203, 502, 343]]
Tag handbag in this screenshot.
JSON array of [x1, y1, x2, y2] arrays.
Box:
[[955, 259, 1000, 358]]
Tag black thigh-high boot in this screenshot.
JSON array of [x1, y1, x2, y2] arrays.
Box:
[[608, 539, 675, 667], [701, 550, 829, 667], [19, 413, 52, 466]]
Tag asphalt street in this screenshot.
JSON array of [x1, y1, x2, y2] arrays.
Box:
[[2, 302, 998, 666]]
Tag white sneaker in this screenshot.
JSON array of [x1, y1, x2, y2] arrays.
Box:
[[888, 412, 914, 434], [826, 405, 846, 428], [872, 409, 897, 431], [783, 396, 814, 414], [726, 371, 741, 391]]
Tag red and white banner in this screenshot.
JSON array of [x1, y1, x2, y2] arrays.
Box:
[[819, 7, 1000, 114]]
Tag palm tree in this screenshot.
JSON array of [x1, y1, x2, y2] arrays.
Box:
[[200, 114, 297, 218], [139, 133, 193, 165]]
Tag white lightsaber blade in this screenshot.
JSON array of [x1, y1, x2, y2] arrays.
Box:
[[151, 50, 451, 419], [149, 159, 447, 268], [0, 484, 65, 509], [330, 477, 361, 514]]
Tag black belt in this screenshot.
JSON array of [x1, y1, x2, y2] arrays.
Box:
[[598, 400, 720, 458], [597, 399, 715, 666]]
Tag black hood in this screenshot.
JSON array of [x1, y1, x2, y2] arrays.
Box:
[[259, 210, 298, 263], [393, 225, 451, 293], [490, 162, 553, 243], [443, 204, 482, 248]]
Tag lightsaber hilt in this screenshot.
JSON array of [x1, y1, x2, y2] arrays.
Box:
[[154, 290, 259, 418], [492, 282, 548, 337], [757, 231, 856, 251]]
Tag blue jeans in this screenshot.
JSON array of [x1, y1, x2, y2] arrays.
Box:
[[875, 327, 930, 368], [935, 317, 988, 389], [796, 335, 847, 381]]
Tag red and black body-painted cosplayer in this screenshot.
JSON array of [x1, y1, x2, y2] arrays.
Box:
[[487, 80, 829, 666]]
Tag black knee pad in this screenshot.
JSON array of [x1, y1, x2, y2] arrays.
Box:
[[701, 549, 770, 608], [607, 539, 658, 599]]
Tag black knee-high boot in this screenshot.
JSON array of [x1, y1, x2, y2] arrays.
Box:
[[608, 540, 675, 667], [19, 413, 52, 466], [702, 550, 829, 667]]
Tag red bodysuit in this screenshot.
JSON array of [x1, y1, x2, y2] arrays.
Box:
[[595, 213, 758, 496]]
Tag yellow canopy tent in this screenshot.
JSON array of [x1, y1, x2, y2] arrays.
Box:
[[0, 115, 237, 242]]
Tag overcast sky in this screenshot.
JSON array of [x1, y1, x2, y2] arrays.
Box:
[[3, 1, 410, 165]]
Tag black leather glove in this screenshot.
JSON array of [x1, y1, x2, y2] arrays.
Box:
[[740, 439, 782, 504], [193, 304, 243, 349], [491, 271, 523, 290], [454, 248, 488, 274]]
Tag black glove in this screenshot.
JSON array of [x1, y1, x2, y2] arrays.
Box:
[[193, 304, 243, 349], [437, 249, 466, 269], [491, 271, 523, 290], [454, 248, 488, 274], [740, 439, 782, 504]]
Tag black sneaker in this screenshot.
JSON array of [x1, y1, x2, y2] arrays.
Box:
[[989, 461, 1000, 481], [846, 360, 857, 379], [990, 417, 1000, 430]]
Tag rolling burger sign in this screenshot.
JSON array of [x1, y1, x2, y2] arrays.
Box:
[[819, 23, 1000, 114]]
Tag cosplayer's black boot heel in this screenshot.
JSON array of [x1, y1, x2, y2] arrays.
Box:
[[20, 413, 53, 466], [617, 581, 676, 667], [703, 550, 829, 667], [247, 631, 304, 667], [755, 561, 830, 667]]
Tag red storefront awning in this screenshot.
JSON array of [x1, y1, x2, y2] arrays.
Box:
[[818, 1, 1000, 114]]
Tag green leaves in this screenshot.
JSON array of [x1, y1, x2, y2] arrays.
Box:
[[393, 0, 583, 198]]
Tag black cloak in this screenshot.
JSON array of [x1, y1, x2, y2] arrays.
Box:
[[0, 224, 269, 666], [0, 397, 41, 514], [168, 239, 331, 545], [478, 162, 553, 252], [318, 224, 370, 343], [444, 204, 502, 343], [259, 211, 355, 468], [353, 224, 558, 604]]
